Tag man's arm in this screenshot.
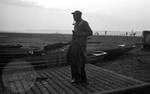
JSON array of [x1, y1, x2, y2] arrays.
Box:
[[85, 22, 93, 36], [73, 21, 93, 37]]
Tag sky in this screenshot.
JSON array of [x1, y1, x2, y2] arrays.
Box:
[[0, 0, 150, 33]]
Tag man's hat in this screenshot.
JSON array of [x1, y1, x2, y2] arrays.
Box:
[[71, 10, 82, 15]]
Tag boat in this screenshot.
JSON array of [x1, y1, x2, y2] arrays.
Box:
[[0, 44, 22, 49]]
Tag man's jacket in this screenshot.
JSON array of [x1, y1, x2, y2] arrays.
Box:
[[72, 19, 93, 51]]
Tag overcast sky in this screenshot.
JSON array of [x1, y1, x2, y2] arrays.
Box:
[[0, 0, 150, 33]]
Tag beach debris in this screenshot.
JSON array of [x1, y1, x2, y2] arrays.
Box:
[[2, 60, 37, 93], [142, 30, 150, 49], [44, 42, 70, 51], [88, 50, 107, 63], [103, 44, 136, 60]]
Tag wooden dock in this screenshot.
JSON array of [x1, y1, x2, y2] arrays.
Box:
[[0, 64, 147, 94]]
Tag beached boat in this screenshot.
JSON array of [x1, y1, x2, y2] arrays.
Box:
[[0, 44, 22, 49], [87, 50, 107, 63]]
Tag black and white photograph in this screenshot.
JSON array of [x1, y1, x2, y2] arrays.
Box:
[[0, 0, 150, 94]]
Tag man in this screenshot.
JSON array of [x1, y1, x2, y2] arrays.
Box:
[[67, 10, 93, 84]]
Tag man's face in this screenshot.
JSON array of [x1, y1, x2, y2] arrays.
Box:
[[73, 14, 81, 22]]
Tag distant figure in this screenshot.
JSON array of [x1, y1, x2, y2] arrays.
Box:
[[95, 32, 99, 36], [126, 32, 128, 36], [67, 10, 93, 84], [142, 30, 150, 48], [133, 32, 136, 36], [143, 31, 147, 43], [105, 31, 108, 35], [130, 32, 136, 36]]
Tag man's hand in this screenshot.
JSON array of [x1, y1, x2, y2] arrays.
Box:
[[72, 30, 78, 35], [72, 30, 75, 33], [87, 37, 92, 40]]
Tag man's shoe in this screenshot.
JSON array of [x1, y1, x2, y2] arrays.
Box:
[[71, 79, 75, 82]]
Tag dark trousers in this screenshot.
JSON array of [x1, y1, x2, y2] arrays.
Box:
[[71, 63, 87, 81], [0, 66, 5, 91], [67, 43, 87, 81]]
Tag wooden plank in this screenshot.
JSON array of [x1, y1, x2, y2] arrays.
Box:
[[52, 70, 85, 94], [21, 80, 34, 94], [36, 82, 50, 94], [22, 72, 42, 94], [39, 71, 67, 94], [9, 82, 19, 94], [30, 83, 42, 94], [87, 64, 144, 84], [87, 69, 119, 89], [56, 66, 106, 91], [56, 66, 108, 92], [61, 67, 113, 91], [19, 71, 41, 94], [87, 68, 130, 88], [53, 67, 93, 93], [15, 80, 26, 94], [42, 71, 71, 94], [2, 63, 146, 94], [89, 65, 144, 86], [93, 83, 150, 94], [5, 73, 20, 94], [87, 76, 111, 91], [1, 74, 12, 94], [87, 68, 131, 86], [59, 65, 110, 91], [40, 80, 59, 94], [17, 72, 34, 94], [49, 71, 78, 94], [54, 66, 102, 92], [89, 70, 132, 87], [49, 69, 86, 94], [52, 67, 90, 93], [46, 64, 145, 94], [87, 64, 136, 85], [87, 74, 116, 90], [9, 73, 26, 94]]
